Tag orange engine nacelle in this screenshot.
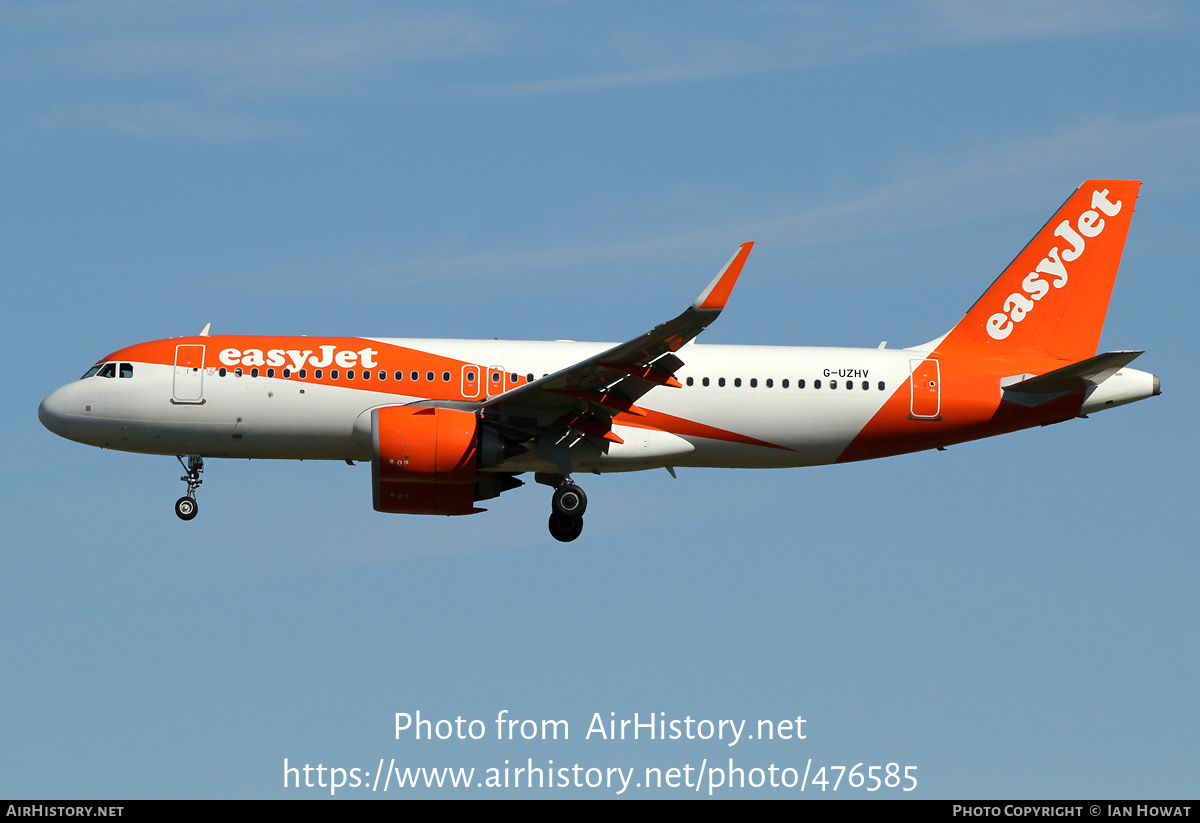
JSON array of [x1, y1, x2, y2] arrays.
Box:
[[373, 406, 480, 484], [372, 406, 482, 515]]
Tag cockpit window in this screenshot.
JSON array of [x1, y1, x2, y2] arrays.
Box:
[[97, 363, 116, 378], [119, 363, 134, 378], [81, 365, 103, 379]]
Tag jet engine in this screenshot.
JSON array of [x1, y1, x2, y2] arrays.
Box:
[[370, 405, 522, 515]]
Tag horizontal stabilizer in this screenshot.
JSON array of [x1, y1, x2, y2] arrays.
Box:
[[1003, 350, 1143, 395]]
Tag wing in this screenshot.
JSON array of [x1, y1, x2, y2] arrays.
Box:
[[480, 242, 753, 455]]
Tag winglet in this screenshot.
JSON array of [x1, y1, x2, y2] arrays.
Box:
[[692, 242, 753, 311]]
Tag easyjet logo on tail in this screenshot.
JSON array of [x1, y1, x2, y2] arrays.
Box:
[[986, 188, 1123, 340]]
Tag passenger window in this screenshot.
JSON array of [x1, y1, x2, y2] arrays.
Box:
[[846, 380, 853, 390], [702, 377, 710, 387], [878, 381, 886, 391], [348, 370, 355, 380], [283, 368, 290, 378], [862, 381, 868, 390], [750, 378, 757, 388], [734, 378, 742, 387], [718, 378, 726, 387], [361, 370, 369, 380], [267, 368, 275, 378], [98, 363, 116, 378], [830, 380, 837, 389], [782, 379, 789, 388], [299, 369, 307, 379], [491, 373, 501, 384], [766, 379, 773, 388], [411, 371, 418, 381], [119, 363, 133, 378], [331, 369, 339, 379], [235, 368, 243, 377], [251, 368, 259, 378], [219, 367, 228, 377], [798, 379, 805, 389], [442, 371, 450, 382], [426, 371, 435, 382], [510, 373, 518, 383], [379, 371, 387, 381], [527, 373, 535, 382], [686, 377, 694, 386], [314, 369, 323, 379], [813, 379, 820, 389], [81, 365, 103, 379]]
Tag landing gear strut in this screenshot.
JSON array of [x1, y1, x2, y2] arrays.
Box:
[[548, 478, 586, 542], [175, 454, 203, 521]]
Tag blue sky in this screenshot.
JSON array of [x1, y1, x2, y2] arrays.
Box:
[[3, 1, 1198, 798]]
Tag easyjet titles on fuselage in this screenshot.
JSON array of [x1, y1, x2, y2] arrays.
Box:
[[218, 345, 380, 372]]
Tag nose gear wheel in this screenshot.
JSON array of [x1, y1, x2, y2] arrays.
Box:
[[175, 496, 198, 520]]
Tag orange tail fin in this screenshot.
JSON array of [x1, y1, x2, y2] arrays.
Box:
[[937, 180, 1141, 362]]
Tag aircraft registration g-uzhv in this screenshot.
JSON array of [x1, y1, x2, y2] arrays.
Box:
[[39, 180, 1159, 542]]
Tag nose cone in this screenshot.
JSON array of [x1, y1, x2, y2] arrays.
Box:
[[39, 385, 74, 437]]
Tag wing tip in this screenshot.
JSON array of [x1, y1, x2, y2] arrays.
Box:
[[692, 241, 754, 311]]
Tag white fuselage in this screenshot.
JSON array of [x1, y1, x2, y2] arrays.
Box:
[[40, 338, 919, 472]]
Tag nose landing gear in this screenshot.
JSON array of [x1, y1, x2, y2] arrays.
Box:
[[175, 496, 198, 520], [548, 479, 586, 542], [175, 454, 203, 521]]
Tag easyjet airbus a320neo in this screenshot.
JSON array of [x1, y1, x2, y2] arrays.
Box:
[[40, 180, 1159, 541]]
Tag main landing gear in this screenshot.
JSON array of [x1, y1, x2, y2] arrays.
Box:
[[548, 479, 587, 542], [175, 454, 203, 521]]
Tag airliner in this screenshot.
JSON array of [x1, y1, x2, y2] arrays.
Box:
[[39, 180, 1159, 541]]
